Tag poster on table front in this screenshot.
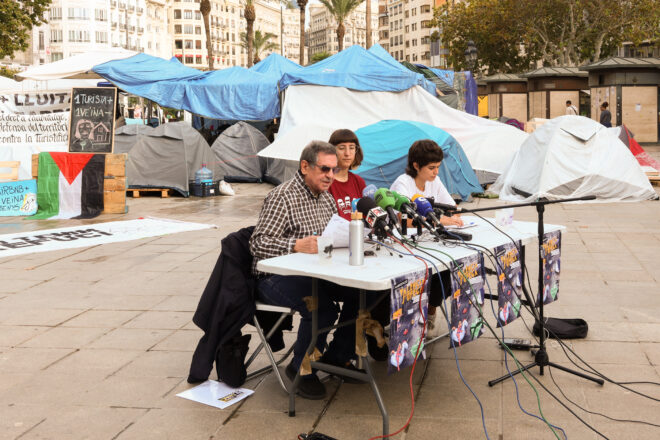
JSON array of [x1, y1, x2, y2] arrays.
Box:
[[449, 253, 485, 348], [493, 241, 523, 327], [538, 230, 561, 306], [68, 87, 117, 153], [388, 269, 429, 374]]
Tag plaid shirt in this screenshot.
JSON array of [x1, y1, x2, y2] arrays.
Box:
[[250, 171, 337, 276]]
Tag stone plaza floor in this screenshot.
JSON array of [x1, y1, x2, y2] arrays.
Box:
[[1, 159, 660, 439]]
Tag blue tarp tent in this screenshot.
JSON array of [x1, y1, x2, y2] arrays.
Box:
[[354, 120, 483, 200], [250, 53, 301, 78], [280, 45, 437, 96], [93, 54, 280, 120]]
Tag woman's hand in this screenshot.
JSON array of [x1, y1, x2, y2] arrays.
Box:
[[440, 214, 464, 227]]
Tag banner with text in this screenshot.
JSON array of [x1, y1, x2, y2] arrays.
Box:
[[538, 230, 561, 306], [0, 112, 69, 180], [449, 253, 485, 348], [0, 180, 37, 216], [493, 241, 523, 326], [388, 269, 429, 374], [0, 90, 71, 115]]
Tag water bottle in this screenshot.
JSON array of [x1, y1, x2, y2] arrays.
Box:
[[349, 211, 364, 266], [194, 163, 213, 185]]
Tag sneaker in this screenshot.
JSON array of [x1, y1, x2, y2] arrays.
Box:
[[319, 355, 367, 384], [285, 362, 327, 400]]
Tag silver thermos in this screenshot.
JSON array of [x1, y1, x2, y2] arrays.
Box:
[[349, 211, 364, 266]]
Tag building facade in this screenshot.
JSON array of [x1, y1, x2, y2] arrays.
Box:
[[307, 1, 378, 58]]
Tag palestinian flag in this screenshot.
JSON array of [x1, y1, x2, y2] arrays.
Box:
[[33, 152, 105, 219]]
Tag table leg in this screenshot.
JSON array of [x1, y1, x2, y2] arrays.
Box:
[[359, 289, 389, 436], [289, 277, 319, 417]]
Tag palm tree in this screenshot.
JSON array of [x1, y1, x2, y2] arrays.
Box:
[[320, 0, 362, 52], [365, 0, 372, 48], [200, 0, 213, 70], [241, 30, 280, 64], [244, 0, 256, 67], [297, 0, 307, 64]]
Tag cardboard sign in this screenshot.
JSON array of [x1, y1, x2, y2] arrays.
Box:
[[0, 179, 37, 216], [68, 87, 117, 153]]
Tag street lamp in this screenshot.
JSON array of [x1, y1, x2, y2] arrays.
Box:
[[464, 39, 477, 75]]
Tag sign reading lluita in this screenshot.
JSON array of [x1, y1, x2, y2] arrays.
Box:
[[68, 87, 117, 153]]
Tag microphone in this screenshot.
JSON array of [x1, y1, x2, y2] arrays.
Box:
[[362, 184, 377, 199], [411, 194, 443, 226], [355, 197, 391, 236], [431, 201, 463, 214], [374, 188, 402, 233], [391, 191, 437, 235]]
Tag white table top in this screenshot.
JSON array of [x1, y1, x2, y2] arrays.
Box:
[[256, 216, 565, 291]]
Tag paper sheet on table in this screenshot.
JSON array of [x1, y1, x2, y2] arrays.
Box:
[[176, 380, 253, 409], [322, 214, 351, 247]]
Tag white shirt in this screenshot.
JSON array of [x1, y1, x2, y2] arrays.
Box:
[[566, 105, 578, 115], [390, 174, 455, 206]]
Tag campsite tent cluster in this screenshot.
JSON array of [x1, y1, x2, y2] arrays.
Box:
[[7, 45, 658, 203]]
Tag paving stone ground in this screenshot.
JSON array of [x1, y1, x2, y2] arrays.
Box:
[[1, 149, 660, 439]]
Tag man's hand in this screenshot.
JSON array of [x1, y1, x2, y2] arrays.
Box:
[[293, 236, 318, 254], [440, 214, 464, 227]]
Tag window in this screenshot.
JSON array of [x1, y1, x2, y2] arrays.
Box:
[[420, 5, 431, 13], [196, 56, 202, 64], [421, 20, 430, 28], [95, 31, 108, 43], [411, 8, 416, 16], [148, 41, 152, 49], [95, 9, 107, 21], [175, 39, 183, 49], [68, 8, 90, 20], [195, 26, 202, 34], [185, 40, 193, 49], [185, 55, 194, 64], [68, 30, 90, 42], [195, 11, 201, 20], [184, 10, 193, 19], [49, 7, 62, 20], [156, 42, 160, 50], [51, 52, 64, 61], [174, 9, 181, 19], [196, 40, 202, 49], [412, 38, 417, 46], [405, 40, 409, 48], [175, 24, 182, 33], [38, 32, 45, 50], [184, 24, 193, 34], [405, 11, 409, 18], [405, 25, 409, 33], [411, 23, 416, 31], [50, 29, 63, 43]]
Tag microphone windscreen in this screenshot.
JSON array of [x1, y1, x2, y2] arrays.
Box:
[[413, 197, 433, 217], [374, 188, 397, 209], [391, 191, 411, 211], [355, 197, 377, 218], [362, 184, 377, 199]]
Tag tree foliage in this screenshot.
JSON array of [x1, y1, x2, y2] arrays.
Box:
[[320, 0, 362, 52], [240, 30, 279, 64], [0, 0, 51, 59], [309, 51, 331, 64], [433, 0, 660, 74]]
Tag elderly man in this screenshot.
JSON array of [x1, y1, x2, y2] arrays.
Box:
[[249, 141, 362, 400]]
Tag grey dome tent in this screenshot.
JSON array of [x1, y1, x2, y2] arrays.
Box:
[[114, 122, 217, 197], [211, 121, 285, 185]]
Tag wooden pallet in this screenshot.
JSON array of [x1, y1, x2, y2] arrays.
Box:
[[649, 175, 660, 186], [129, 188, 170, 198], [32, 153, 127, 214]]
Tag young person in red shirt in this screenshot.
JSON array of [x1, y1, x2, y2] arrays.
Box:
[[327, 129, 366, 220]]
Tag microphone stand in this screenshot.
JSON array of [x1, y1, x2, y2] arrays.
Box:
[[441, 195, 604, 387]]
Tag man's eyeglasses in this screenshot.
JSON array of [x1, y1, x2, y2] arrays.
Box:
[[310, 164, 339, 174]]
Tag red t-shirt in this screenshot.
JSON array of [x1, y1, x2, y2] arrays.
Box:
[[328, 172, 366, 221]]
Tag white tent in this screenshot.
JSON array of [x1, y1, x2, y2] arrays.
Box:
[[0, 77, 99, 92], [15, 48, 136, 81], [258, 84, 528, 182], [489, 116, 658, 202]]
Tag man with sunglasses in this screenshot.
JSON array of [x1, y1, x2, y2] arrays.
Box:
[[250, 141, 363, 400]]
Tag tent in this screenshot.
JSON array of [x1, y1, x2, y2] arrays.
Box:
[[94, 54, 280, 121], [250, 53, 301, 78], [489, 116, 658, 202], [354, 120, 483, 200], [16, 48, 136, 81], [114, 122, 217, 197], [259, 84, 528, 184], [613, 124, 660, 172], [280, 45, 438, 97], [210, 121, 285, 184]]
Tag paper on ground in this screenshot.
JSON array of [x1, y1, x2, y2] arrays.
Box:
[[176, 380, 254, 409]]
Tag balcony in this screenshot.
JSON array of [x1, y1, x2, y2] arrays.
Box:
[[120, 24, 126, 30], [129, 25, 136, 32], [111, 22, 117, 29], [119, 3, 126, 10], [137, 27, 144, 33], [137, 7, 143, 14], [111, 1, 116, 7], [128, 5, 135, 12]]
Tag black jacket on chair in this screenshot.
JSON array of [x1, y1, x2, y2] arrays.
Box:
[[188, 226, 291, 385]]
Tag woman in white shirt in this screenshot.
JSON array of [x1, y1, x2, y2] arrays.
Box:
[[390, 139, 463, 227], [390, 139, 462, 338]]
